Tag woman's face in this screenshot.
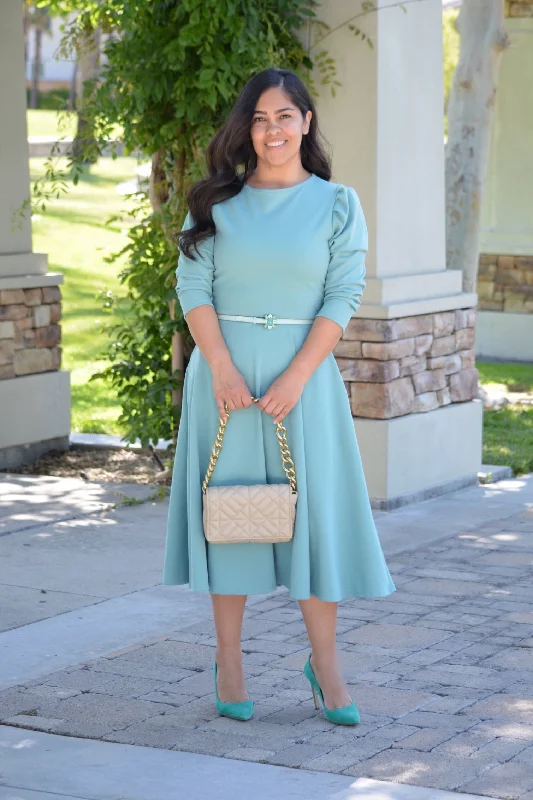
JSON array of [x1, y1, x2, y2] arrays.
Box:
[[250, 86, 312, 168]]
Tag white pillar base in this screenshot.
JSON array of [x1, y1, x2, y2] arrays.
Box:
[[0, 253, 49, 279], [355, 399, 483, 509], [0, 272, 63, 291], [363, 269, 463, 305], [0, 371, 71, 451], [476, 310, 533, 362]]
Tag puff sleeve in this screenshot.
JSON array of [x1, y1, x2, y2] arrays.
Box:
[[316, 185, 368, 333], [175, 210, 216, 316]]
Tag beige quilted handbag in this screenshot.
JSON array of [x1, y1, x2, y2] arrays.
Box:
[[202, 397, 297, 544]]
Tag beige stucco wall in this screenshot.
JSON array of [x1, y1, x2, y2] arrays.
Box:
[[476, 17, 533, 360], [476, 310, 533, 361], [480, 19, 533, 256]]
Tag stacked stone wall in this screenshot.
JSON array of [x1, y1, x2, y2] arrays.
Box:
[[0, 287, 62, 380], [505, 0, 533, 16], [334, 308, 478, 419], [477, 254, 533, 313]]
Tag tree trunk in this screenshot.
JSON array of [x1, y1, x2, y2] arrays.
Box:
[[445, 0, 509, 293], [69, 60, 78, 112], [73, 25, 101, 163], [169, 299, 184, 444], [23, 7, 30, 76], [149, 148, 184, 443], [29, 25, 42, 110]]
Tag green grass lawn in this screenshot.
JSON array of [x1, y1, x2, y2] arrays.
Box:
[[30, 156, 138, 435], [477, 361, 533, 476], [27, 109, 123, 141], [27, 109, 77, 139]]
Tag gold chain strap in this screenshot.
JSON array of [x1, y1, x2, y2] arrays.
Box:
[[202, 397, 297, 494]]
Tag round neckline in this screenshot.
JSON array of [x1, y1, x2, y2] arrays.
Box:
[[243, 173, 315, 192]]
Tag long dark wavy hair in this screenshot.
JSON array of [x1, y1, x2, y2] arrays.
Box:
[[178, 67, 332, 259]]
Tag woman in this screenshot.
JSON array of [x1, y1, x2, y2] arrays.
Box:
[[162, 67, 396, 726]]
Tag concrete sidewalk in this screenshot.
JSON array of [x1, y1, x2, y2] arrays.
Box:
[[0, 724, 494, 800], [1, 471, 533, 799]]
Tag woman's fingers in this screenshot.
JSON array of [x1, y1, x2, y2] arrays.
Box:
[[258, 390, 292, 422], [241, 387, 256, 407], [268, 401, 284, 417], [215, 391, 254, 420], [273, 404, 290, 424], [261, 395, 283, 416], [217, 394, 290, 424]]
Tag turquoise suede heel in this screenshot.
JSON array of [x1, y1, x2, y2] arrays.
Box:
[[213, 662, 254, 721], [303, 653, 360, 726]]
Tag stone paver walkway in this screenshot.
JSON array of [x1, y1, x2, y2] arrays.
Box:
[[2, 500, 533, 798]]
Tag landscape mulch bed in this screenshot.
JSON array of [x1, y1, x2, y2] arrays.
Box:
[[2, 447, 174, 486]]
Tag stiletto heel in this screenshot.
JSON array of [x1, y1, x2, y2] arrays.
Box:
[[213, 661, 254, 721], [303, 653, 360, 726]]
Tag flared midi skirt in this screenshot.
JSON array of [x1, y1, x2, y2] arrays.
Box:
[[162, 319, 396, 602]]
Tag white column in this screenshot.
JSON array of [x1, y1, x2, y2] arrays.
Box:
[[0, 0, 70, 468], [0, 1, 46, 278], [303, 0, 482, 507], [308, 0, 476, 315]]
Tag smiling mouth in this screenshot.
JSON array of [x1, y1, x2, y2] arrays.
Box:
[[265, 141, 287, 148]]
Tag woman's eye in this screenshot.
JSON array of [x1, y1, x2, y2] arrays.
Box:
[[253, 114, 291, 123]]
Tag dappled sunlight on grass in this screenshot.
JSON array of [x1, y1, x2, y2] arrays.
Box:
[[477, 361, 533, 475], [70, 361, 122, 434], [27, 109, 123, 141], [482, 405, 533, 476], [478, 360, 533, 394], [31, 157, 139, 435], [27, 109, 77, 138]]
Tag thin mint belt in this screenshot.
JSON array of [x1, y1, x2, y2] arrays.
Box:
[[217, 313, 314, 329]]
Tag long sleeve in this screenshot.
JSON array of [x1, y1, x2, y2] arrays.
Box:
[[175, 210, 216, 316], [316, 185, 367, 333]]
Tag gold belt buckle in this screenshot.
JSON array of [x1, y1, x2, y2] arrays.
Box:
[[263, 313, 277, 329]]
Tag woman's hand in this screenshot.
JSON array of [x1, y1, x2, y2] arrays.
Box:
[[257, 367, 307, 424], [211, 357, 255, 420]]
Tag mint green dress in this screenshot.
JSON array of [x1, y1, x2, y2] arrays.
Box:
[[162, 173, 396, 601]]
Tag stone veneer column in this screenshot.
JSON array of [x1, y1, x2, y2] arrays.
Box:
[[336, 309, 478, 418], [476, 3, 533, 361], [0, 0, 70, 469], [302, 0, 482, 508]]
